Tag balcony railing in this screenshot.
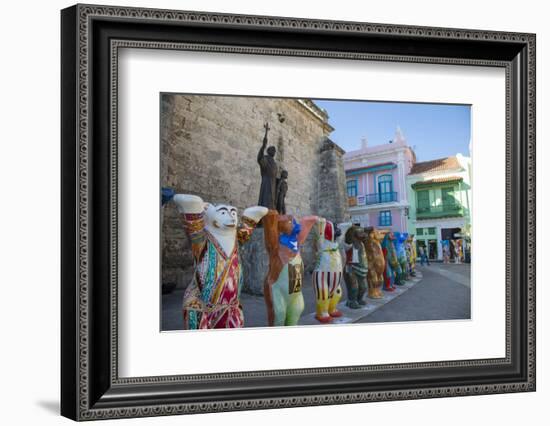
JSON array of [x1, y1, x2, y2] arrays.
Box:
[[416, 203, 464, 219], [348, 192, 398, 207]]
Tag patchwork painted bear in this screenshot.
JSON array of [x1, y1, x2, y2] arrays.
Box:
[[173, 194, 267, 329]]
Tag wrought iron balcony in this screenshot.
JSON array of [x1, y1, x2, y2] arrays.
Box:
[[348, 192, 398, 207], [416, 203, 464, 219]]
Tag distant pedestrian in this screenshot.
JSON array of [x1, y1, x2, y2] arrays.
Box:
[[419, 246, 430, 266]]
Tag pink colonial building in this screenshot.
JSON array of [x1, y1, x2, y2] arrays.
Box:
[[343, 128, 416, 232]]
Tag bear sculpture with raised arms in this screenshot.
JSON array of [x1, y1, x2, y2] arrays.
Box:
[[173, 194, 267, 329], [312, 217, 344, 323], [262, 210, 318, 326]]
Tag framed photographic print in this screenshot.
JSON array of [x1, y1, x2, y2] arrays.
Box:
[[61, 3, 536, 421]]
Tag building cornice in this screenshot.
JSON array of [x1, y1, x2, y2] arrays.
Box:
[[345, 162, 396, 176], [411, 176, 463, 189], [344, 144, 411, 162], [349, 201, 410, 212], [407, 167, 466, 181], [295, 99, 335, 133]]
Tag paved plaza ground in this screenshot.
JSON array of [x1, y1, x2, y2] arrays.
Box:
[[357, 263, 471, 323], [161, 262, 471, 330]]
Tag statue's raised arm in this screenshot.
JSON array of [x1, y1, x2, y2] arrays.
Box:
[[257, 122, 270, 164]]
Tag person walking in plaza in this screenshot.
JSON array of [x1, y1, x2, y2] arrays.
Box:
[[419, 245, 430, 266]]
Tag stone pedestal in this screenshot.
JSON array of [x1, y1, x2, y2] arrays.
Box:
[[240, 228, 269, 295]]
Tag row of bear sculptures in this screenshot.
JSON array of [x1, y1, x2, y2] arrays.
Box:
[[168, 193, 417, 329]]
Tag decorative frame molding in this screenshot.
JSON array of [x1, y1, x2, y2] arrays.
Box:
[[61, 3, 535, 421]]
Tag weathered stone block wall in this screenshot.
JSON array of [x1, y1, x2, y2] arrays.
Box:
[[318, 138, 350, 226], [160, 94, 346, 291]]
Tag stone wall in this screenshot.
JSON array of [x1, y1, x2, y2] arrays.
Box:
[[317, 138, 349, 225], [160, 94, 348, 291]]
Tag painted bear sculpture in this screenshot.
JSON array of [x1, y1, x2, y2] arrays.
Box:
[[312, 218, 344, 323], [393, 232, 409, 283], [173, 194, 268, 329], [262, 210, 318, 326], [406, 234, 417, 276], [452, 239, 463, 263], [381, 231, 400, 290], [441, 239, 451, 263], [342, 224, 369, 309], [362, 227, 385, 299]]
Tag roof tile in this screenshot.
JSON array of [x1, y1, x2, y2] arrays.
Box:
[[412, 176, 463, 188], [409, 156, 461, 175]]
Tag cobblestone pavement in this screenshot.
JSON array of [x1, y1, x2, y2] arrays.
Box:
[[161, 268, 428, 330], [356, 263, 471, 324]]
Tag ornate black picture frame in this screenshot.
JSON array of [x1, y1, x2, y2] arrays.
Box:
[[61, 3, 536, 421]]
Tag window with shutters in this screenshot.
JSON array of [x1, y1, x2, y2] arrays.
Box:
[[417, 190, 430, 211]]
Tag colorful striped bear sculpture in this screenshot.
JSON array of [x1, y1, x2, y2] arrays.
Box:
[[312, 218, 344, 323]]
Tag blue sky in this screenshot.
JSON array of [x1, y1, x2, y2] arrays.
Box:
[[314, 99, 471, 162]]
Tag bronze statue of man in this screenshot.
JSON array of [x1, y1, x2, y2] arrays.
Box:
[[257, 123, 278, 209], [276, 169, 288, 215]]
